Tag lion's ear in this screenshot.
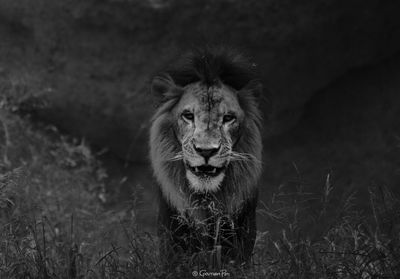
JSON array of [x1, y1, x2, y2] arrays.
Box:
[[151, 74, 182, 105]]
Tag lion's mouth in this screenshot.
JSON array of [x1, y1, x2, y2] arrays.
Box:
[[187, 164, 225, 177]]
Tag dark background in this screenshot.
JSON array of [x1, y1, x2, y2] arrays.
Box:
[[1, 0, 400, 232]]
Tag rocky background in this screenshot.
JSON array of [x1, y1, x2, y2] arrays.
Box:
[[0, 0, 400, 228]]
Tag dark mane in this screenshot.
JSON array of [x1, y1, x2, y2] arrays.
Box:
[[165, 46, 258, 90]]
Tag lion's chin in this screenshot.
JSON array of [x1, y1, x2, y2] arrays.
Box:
[[186, 170, 225, 192]]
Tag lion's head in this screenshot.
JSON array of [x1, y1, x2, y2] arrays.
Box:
[[150, 47, 263, 214]]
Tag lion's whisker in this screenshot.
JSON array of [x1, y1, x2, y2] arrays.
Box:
[[230, 152, 262, 164], [167, 153, 184, 162]]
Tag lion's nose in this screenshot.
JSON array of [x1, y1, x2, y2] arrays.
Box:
[[194, 144, 220, 161]]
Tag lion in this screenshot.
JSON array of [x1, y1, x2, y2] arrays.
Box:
[[149, 47, 263, 268]]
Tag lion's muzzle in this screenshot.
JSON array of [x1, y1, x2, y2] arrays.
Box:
[[193, 144, 221, 162]]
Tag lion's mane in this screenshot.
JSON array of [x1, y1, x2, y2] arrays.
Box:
[[150, 47, 263, 214]]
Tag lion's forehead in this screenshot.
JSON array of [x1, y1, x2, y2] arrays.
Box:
[[178, 82, 242, 117]]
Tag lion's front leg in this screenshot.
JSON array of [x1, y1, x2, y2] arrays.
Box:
[[158, 195, 206, 268], [224, 195, 258, 266], [234, 200, 257, 265], [158, 195, 187, 267]]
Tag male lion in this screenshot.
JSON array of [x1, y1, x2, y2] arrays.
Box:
[[149, 47, 263, 267]]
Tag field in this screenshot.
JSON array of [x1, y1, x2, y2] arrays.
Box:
[[1, 1, 400, 278], [0, 106, 399, 278]]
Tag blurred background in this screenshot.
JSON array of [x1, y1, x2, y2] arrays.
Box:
[[1, 0, 400, 233]]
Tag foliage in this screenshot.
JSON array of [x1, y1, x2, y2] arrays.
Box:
[[0, 91, 399, 278], [0, 110, 161, 278], [254, 178, 400, 278]]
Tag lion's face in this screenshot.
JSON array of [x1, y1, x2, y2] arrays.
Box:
[[172, 82, 244, 192], [150, 50, 263, 212]]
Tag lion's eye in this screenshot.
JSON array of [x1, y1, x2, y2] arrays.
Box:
[[223, 114, 236, 123], [182, 112, 194, 122]]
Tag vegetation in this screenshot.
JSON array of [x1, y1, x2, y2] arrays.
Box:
[[0, 110, 399, 279], [0, 111, 162, 279], [254, 180, 400, 278], [0, 76, 399, 278]]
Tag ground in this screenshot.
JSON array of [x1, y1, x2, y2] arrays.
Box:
[[0, 102, 399, 278]]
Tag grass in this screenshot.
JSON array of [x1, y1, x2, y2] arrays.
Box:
[[254, 179, 400, 278], [0, 108, 162, 278], [0, 89, 399, 278]]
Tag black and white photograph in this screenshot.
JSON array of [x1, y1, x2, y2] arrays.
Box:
[[0, 1, 400, 278]]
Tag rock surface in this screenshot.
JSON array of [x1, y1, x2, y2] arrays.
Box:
[[262, 53, 400, 207]]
